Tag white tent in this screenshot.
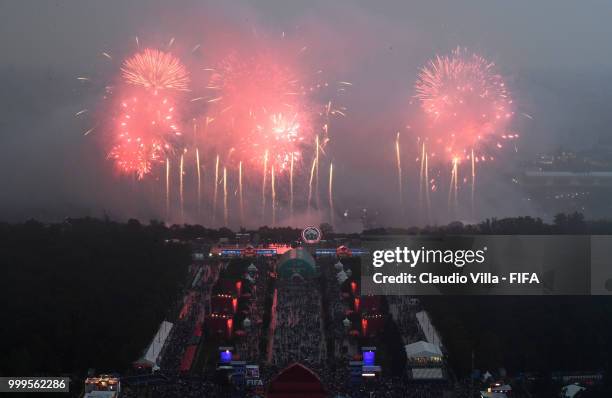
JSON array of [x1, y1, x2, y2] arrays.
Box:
[[416, 311, 443, 347], [135, 320, 173, 367], [336, 270, 348, 284], [405, 341, 443, 359], [561, 384, 586, 398], [480, 392, 507, 398], [191, 267, 203, 288]]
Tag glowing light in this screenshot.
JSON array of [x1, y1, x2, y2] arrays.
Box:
[[196, 148, 202, 216], [180, 151, 185, 221], [165, 158, 170, 217], [262, 150, 268, 222], [223, 166, 228, 226], [121, 48, 190, 91], [415, 47, 515, 162], [238, 161, 244, 224], [328, 162, 334, 226], [289, 152, 294, 220], [395, 132, 403, 208], [213, 154, 219, 223], [107, 90, 181, 179], [271, 165, 276, 225]]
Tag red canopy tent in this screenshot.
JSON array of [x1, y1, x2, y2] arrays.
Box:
[[179, 292, 196, 320], [267, 363, 326, 398], [179, 345, 197, 373]]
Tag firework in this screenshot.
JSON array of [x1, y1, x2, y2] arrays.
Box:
[[262, 150, 268, 222], [212, 154, 219, 223], [271, 165, 276, 225], [165, 158, 171, 217], [197, 43, 349, 225], [418, 142, 431, 223], [238, 161, 244, 224], [415, 47, 515, 162], [196, 148, 202, 216], [206, 52, 304, 122], [108, 89, 180, 178], [121, 48, 190, 91], [108, 136, 163, 179], [424, 151, 431, 220], [471, 148, 476, 216], [448, 157, 459, 215], [315, 134, 320, 209], [203, 48, 345, 175], [91, 37, 348, 225], [308, 154, 316, 210], [223, 167, 228, 226], [289, 152, 294, 220], [328, 162, 334, 226], [395, 132, 403, 209], [180, 151, 185, 222], [415, 47, 516, 218], [204, 52, 311, 171]]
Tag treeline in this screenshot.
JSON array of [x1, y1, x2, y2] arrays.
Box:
[[160, 223, 303, 244], [0, 218, 191, 377], [364, 212, 612, 235]]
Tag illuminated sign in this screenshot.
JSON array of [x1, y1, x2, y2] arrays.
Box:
[[315, 248, 369, 256], [256, 249, 277, 255], [363, 351, 375, 366], [221, 250, 242, 256], [302, 226, 322, 244], [220, 350, 232, 363]]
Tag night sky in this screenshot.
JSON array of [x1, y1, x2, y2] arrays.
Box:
[[2, 1, 612, 227]]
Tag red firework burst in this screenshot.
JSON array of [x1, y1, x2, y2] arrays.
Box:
[[251, 111, 307, 171], [415, 47, 515, 162], [205, 52, 314, 173], [108, 89, 181, 178]]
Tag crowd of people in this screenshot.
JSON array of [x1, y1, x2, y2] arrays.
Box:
[[271, 278, 325, 367], [348, 378, 450, 398], [119, 253, 474, 397], [387, 296, 426, 346], [158, 297, 201, 375], [322, 259, 359, 358], [122, 261, 227, 397], [234, 258, 270, 363]]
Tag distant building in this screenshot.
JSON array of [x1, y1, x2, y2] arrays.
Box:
[[516, 148, 612, 217]]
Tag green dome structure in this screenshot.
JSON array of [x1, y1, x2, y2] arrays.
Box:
[[277, 248, 316, 279]]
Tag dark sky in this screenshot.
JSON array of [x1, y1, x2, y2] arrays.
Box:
[[1, 1, 612, 227]]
